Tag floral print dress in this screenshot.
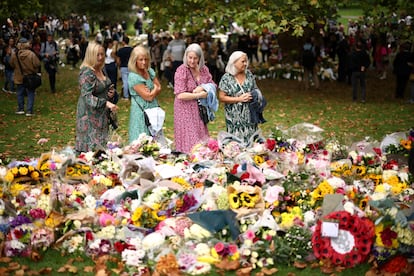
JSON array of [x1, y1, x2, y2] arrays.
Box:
[[128, 68, 159, 143], [75, 67, 112, 153], [174, 65, 214, 153], [218, 70, 258, 144]]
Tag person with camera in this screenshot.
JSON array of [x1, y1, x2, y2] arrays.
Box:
[[40, 34, 59, 93], [75, 42, 118, 154], [10, 37, 41, 116]]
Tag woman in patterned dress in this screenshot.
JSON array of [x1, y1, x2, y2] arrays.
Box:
[[174, 43, 216, 153], [75, 42, 118, 153], [218, 51, 259, 144], [128, 45, 162, 143]]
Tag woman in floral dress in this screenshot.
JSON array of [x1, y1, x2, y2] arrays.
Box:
[[128, 45, 161, 143], [75, 42, 118, 153], [174, 43, 215, 153], [218, 51, 260, 144]]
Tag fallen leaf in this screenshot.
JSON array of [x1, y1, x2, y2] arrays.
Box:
[[84, 266, 94, 273], [261, 267, 278, 275], [293, 261, 307, 269], [38, 267, 53, 274], [236, 266, 253, 276]]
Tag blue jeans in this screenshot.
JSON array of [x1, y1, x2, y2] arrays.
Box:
[[4, 69, 14, 91], [17, 84, 35, 113], [120, 67, 129, 98], [351, 71, 366, 101]]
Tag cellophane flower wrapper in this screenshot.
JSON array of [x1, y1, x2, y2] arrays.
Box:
[[282, 123, 324, 146], [305, 149, 332, 178], [227, 183, 265, 218]]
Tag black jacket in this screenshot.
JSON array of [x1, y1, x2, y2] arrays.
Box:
[[349, 49, 370, 72]]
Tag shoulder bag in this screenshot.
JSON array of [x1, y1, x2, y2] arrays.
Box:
[[187, 67, 210, 125], [16, 51, 42, 90]]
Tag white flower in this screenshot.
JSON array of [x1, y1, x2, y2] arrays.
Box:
[[73, 220, 82, 229], [122, 249, 146, 266], [251, 251, 259, 258], [84, 195, 96, 210], [327, 176, 346, 189], [304, 210, 316, 227], [188, 262, 211, 275], [142, 232, 165, 251], [194, 243, 210, 256], [184, 224, 211, 240], [343, 201, 355, 215]]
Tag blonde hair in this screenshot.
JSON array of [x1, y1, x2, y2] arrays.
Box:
[[183, 43, 205, 70], [80, 41, 105, 71], [225, 51, 248, 76], [128, 45, 151, 74]]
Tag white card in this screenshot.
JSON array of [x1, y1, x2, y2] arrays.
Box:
[[321, 221, 339, 237]]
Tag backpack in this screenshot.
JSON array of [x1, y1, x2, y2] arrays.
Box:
[[302, 48, 316, 68]]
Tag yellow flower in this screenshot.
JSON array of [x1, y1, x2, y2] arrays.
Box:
[[400, 139, 411, 151], [11, 167, 19, 175], [18, 166, 29, 176], [10, 183, 26, 197], [152, 209, 166, 221], [228, 192, 240, 209], [28, 165, 35, 172], [31, 171, 40, 181], [5, 171, 14, 182], [42, 183, 51, 195], [254, 155, 265, 166], [131, 207, 143, 226], [240, 192, 256, 208]]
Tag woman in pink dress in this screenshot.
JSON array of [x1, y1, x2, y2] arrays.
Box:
[[173, 43, 216, 153]]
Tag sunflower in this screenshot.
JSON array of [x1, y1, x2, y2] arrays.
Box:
[[359, 197, 369, 210], [228, 192, 240, 209], [254, 155, 265, 166], [131, 206, 143, 226], [42, 183, 52, 195], [400, 139, 411, 151], [239, 192, 256, 208], [4, 171, 14, 182]]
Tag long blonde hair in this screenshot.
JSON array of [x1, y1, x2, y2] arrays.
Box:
[[80, 41, 105, 71], [128, 45, 151, 74]]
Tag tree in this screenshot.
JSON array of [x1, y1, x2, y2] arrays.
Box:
[[140, 0, 340, 37]]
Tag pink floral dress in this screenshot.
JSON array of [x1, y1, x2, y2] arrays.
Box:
[[174, 64, 215, 153]]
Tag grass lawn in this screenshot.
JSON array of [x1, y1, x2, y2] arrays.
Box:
[[0, 60, 412, 161]]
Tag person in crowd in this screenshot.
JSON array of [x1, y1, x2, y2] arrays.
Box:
[[75, 42, 118, 153], [2, 44, 15, 93], [104, 38, 118, 89], [336, 34, 350, 83], [40, 34, 59, 93], [349, 40, 371, 103], [259, 32, 270, 63], [302, 37, 320, 90], [374, 41, 389, 80], [166, 32, 186, 86], [10, 37, 41, 116], [66, 37, 80, 70], [174, 43, 216, 153], [218, 51, 265, 145], [127, 45, 162, 143], [393, 42, 412, 100], [79, 36, 89, 61], [116, 36, 133, 99]]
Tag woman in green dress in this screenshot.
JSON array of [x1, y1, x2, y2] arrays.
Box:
[[127, 45, 162, 143], [75, 42, 118, 153], [218, 51, 261, 144]]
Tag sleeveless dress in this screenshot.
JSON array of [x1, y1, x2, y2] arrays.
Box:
[[128, 68, 159, 143], [75, 67, 112, 153]]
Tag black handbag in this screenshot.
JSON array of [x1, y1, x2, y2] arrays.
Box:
[[16, 50, 42, 90], [198, 101, 209, 125], [23, 73, 42, 90]]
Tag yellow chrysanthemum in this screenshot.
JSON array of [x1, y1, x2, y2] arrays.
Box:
[[10, 183, 26, 197], [31, 171, 40, 181], [239, 192, 256, 208]]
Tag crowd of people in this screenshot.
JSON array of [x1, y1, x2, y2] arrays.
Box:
[[1, 12, 414, 153]]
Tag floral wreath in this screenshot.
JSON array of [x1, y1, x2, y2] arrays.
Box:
[[312, 211, 375, 267]]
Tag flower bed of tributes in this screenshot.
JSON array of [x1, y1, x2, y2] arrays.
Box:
[[0, 123, 413, 275]]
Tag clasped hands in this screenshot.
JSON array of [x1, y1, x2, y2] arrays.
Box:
[[193, 86, 207, 99], [239, 92, 252, 103]]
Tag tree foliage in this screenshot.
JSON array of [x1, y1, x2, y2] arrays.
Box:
[[141, 0, 340, 36], [359, 0, 414, 42]]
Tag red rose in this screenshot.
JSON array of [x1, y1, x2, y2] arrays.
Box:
[[266, 138, 276, 151]]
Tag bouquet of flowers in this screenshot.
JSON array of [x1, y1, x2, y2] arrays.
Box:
[[227, 182, 264, 218]]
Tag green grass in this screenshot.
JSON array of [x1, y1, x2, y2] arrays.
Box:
[[1, 63, 413, 160]]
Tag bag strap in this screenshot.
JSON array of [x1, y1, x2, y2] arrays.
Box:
[[15, 50, 27, 76]]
